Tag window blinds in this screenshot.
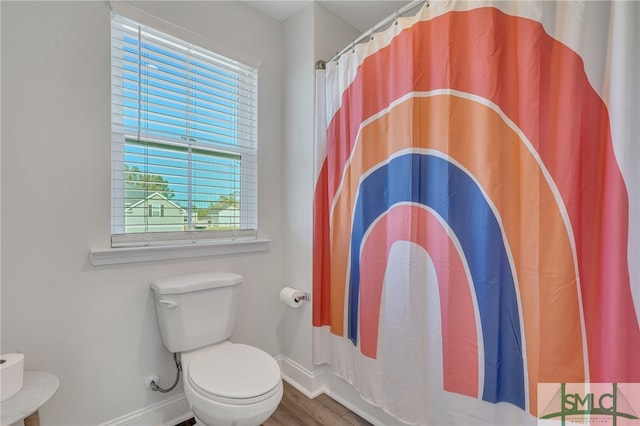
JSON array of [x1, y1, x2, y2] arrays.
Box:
[[110, 13, 258, 247]]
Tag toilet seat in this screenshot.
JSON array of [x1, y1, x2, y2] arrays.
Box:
[[187, 343, 281, 405]]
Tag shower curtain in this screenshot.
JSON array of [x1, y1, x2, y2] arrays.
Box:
[[312, 1, 640, 425]]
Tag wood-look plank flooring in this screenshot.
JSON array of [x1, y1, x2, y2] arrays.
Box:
[[263, 381, 372, 426], [175, 381, 372, 426]]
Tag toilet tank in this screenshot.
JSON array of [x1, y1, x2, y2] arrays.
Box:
[[151, 272, 242, 353]]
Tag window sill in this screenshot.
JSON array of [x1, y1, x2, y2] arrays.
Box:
[[89, 239, 271, 266]]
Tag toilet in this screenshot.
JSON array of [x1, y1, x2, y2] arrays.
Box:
[[151, 272, 283, 426]]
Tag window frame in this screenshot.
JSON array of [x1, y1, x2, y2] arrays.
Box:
[[110, 11, 259, 249]]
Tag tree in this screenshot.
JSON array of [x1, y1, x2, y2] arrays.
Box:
[[197, 208, 210, 219], [207, 193, 239, 215], [124, 165, 175, 200]]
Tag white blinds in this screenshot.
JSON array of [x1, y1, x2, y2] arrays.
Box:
[[110, 13, 258, 247]]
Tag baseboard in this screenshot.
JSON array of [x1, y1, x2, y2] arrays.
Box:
[[275, 355, 325, 398], [98, 393, 192, 426], [99, 356, 321, 426], [276, 356, 407, 426], [101, 357, 403, 426]]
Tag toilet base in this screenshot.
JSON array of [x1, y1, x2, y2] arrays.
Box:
[[185, 379, 283, 426]]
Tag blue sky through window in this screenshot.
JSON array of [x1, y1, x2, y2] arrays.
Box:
[[121, 31, 243, 211]]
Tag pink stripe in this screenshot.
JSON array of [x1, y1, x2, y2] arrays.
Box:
[[359, 204, 479, 398]]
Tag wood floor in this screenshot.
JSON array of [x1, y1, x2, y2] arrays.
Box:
[[175, 381, 372, 426], [263, 381, 372, 426]]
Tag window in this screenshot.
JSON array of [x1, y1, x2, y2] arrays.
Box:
[[148, 204, 163, 217], [110, 13, 257, 247]]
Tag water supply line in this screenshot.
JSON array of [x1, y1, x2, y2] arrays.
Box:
[[150, 353, 182, 393]]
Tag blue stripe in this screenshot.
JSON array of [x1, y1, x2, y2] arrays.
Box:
[[348, 153, 525, 409]]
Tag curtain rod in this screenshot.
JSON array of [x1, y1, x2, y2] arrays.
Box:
[[319, 0, 427, 67]]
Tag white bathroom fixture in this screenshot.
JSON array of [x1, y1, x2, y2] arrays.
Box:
[[151, 272, 282, 426]]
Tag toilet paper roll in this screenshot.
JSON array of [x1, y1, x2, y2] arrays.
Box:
[[280, 287, 305, 308], [0, 353, 24, 401]]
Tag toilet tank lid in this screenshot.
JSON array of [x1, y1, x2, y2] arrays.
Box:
[[151, 272, 242, 294]]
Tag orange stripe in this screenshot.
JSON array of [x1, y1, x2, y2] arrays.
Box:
[[329, 94, 584, 413]]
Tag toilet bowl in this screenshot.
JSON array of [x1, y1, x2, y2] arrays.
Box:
[[182, 342, 283, 426], [150, 272, 283, 426]]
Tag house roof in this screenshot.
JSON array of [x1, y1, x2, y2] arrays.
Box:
[[125, 191, 187, 214]]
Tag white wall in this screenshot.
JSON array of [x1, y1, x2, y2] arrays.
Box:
[[1, 1, 284, 425], [279, 1, 361, 377], [313, 4, 363, 63], [1, 0, 406, 424], [280, 3, 315, 376]]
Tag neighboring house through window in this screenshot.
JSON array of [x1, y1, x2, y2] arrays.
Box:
[[110, 13, 258, 247]]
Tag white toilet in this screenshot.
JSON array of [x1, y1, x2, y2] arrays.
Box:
[[151, 272, 283, 426]]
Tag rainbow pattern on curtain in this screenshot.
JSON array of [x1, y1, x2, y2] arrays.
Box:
[[313, 2, 640, 425]]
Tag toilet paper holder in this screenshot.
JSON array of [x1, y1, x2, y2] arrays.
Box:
[[280, 287, 311, 308], [295, 292, 311, 303]]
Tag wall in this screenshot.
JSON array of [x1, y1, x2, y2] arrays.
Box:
[[279, 4, 316, 377], [1, 1, 284, 425], [280, 1, 361, 380], [2, 1, 411, 424]]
